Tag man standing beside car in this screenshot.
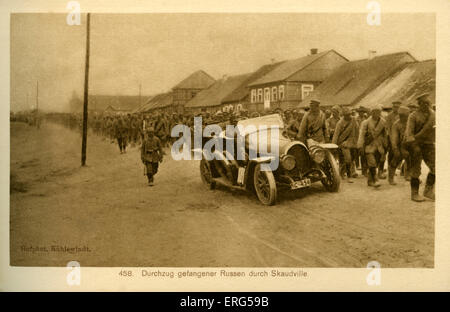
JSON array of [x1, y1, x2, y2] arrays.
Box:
[[332, 107, 359, 183], [297, 99, 329, 144]]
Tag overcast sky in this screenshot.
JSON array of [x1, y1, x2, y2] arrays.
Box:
[[10, 13, 435, 112]]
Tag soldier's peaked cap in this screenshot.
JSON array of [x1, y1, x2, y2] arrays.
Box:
[[398, 106, 410, 115], [310, 99, 320, 105], [416, 93, 431, 103]]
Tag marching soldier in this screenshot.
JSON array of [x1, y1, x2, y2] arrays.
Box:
[[332, 107, 359, 183], [388, 106, 410, 185], [355, 106, 369, 176], [357, 106, 387, 188], [141, 127, 163, 186], [114, 116, 128, 153], [297, 99, 329, 144], [404, 93, 435, 202]]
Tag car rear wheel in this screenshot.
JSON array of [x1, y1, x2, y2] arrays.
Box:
[[253, 163, 277, 205], [321, 152, 341, 192], [200, 159, 216, 190]]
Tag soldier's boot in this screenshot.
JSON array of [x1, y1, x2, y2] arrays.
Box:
[[377, 162, 386, 179], [346, 165, 354, 183], [388, 166, 397, 185], [147, 174, 154, 186], [362, 167, 368, 177], [423, 173, 435, 201], [410, 178, 425, 202], [351, 162, 358, 178], [370, 168, 381, 187], [404, 163, 411, 181]]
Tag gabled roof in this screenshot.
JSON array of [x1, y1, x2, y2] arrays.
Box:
[[299, 52, 417, 107], [185, 73, 253, 108], [172, 70, 216, 90], [358, 59, 435, 109], [248, 50, 348, 86], [88, 95, 150, 112], [135, 92, 173, 112], [221, 61, 286, 104]]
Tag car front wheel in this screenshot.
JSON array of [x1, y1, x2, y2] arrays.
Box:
[[320, 151, 341, 192], [253, 163, 277, 205]]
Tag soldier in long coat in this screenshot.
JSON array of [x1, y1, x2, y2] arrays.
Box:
[[357, 106, 387, 187], [404, 93, 435, 202], [332, 107, 359, 183], [388, 106, 410, 185]]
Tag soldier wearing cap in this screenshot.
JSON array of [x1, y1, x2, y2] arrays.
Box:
[[297, 99, 329, 144], [355, 106, 369, 176], [404, 93, 435, 201], [286, 109, 301, 139], [141, 126, 163, 186], [357, 106, 387, 187], [332, 107, 359, 183], [388, 106, 411, 185], [326, 105, 341, 142]]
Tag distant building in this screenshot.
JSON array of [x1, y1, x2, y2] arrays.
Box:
[[299, 52, 417, 108], [172, 70, 216, 113], [185, 73, 253, 113], [88, 95, 150, 114], [247, 49, 348, 111], [134, 92, 173, 114], [133, 70, 215, 114], [220, 61, 286, 112]]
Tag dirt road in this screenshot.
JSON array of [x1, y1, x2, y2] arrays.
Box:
[[10, 122, 434, 267]]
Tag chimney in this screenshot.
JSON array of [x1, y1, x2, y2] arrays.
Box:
[[310, 48, 318, 55], [368, 50, 377, 60]]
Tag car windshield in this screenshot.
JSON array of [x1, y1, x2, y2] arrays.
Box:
[[237, 114, 285, 133]]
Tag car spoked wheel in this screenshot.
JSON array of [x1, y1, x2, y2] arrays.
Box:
[[253, 164, 277, 205], [200, 159, 216, 189], [320, 152, 340, 192]]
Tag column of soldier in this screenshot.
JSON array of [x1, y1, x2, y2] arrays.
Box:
[[283, 94, 435, 203], [45, 94, 435, 196]]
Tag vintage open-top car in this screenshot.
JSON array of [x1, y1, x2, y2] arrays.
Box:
[[197, 114, 340, 205]]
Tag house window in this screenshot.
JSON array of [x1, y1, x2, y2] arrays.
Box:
[[264, 88, 271, 102], [251, 89, 257, 103], [278, 85, 285, 100], [301, 84, 314, 100], [272, 87, 278, 101], [257, 89, 263, 102]]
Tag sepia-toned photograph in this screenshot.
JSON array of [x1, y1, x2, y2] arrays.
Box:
[[9, 10, 437, 272]]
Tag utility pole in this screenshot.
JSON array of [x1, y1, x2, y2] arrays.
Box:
[[81, 13, 91, 166], [36, 81, 40, 129], [36, 80, 39, 111], [139, 83, 142, 106]]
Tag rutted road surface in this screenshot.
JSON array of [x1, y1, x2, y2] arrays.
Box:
[[10, 122, 434, 267]]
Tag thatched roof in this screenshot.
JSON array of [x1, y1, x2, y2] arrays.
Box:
[[357, 59, 435, 109], [185, 73, 252, 108], [248, 50, 348, 86], [134, 92, 173, 112], [299, 52, 417, 108], [172, 70, 215, 90]]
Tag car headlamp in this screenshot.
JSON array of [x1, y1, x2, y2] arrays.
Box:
[[281, 155, 296, 171], [311, 148, 326, 164]]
